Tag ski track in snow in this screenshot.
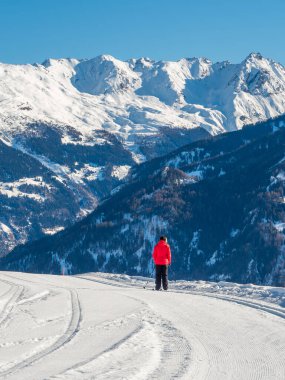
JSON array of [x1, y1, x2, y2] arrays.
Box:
[[51, 298, 191, 380], [0, 289, 80, 378], [0, 278, 24, 329], [0, 273, 81, 379], [0, 272, 284, 380], [87, 274, 285, 319]]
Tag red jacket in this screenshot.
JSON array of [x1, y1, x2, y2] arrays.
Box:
[[152, 240, 172, 265]]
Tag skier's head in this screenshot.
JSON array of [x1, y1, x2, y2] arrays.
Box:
[[160, 236, 167, 243]]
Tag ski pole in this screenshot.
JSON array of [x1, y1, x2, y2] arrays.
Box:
[[143, 266, 155, 289]]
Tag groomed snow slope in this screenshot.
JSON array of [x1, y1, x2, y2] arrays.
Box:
[[0, 272, 284, 380]]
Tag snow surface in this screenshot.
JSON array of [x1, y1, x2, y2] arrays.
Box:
[[42, 226, 65, 235], [0, 271, 284, 380], [111, 165, 131, 180], [0, 223, 13, 236], [0, 177, 51, 202]]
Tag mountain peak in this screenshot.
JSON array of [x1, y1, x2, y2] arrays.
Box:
[[94, 54, 119, 63], [245, 52, 264, 62], [72, 55, 140, 95]]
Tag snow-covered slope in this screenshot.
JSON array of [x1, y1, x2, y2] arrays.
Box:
[[0, 271, 284, 380]]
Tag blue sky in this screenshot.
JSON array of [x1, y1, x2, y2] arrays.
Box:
[[1, 0, 284, 64]]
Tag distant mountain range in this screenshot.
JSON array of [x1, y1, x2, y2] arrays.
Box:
[[1, 52, 285, 263], [2, 115, 285, 285]]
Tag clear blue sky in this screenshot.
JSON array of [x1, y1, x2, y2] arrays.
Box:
[[1, 0, 284, 65]]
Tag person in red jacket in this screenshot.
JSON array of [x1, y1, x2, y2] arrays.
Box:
[[152, 236, 172, 291]]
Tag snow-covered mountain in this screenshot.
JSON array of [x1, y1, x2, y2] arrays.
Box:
[[2, 52, 285, 138], [3, 115, 285, 285], [1, 52, 285, 255]]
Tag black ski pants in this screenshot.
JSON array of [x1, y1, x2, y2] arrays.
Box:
[[155, 264, 168, 290]]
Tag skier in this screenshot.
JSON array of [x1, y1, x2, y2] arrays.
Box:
[[152, 236, 172, 291]]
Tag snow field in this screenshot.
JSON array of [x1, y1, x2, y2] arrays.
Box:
[[0, 271, 284, 379]]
